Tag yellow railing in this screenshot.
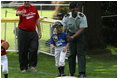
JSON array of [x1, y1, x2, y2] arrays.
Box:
[[1, 17, 60, 24]]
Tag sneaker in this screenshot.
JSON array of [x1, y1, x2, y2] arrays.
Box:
[[78, 74, 86, 78], [29, 66, 37, 72], [61, 74, 66, 76], [21, 70, 27, 72], [57, 74, 66, 77]]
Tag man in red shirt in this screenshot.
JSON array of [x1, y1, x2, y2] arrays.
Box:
[[16, 1, 42, 72]]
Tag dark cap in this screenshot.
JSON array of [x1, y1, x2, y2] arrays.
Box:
[[69, 2, 80, 9], [53, 22, 63, 28]]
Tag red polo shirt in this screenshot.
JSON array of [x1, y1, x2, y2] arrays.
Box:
[[1, 40, 6, 55], [17, 5, 40, 31]]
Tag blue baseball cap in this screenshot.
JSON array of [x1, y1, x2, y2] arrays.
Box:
[[53, 22, 63, 28]]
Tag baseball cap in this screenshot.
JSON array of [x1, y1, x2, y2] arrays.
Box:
[[69, 2, 80, 9], [53, 22, 63, 28]]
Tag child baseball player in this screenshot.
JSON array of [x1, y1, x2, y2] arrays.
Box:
[[49, 22, 69, 77], [1, 40, 9, 78]]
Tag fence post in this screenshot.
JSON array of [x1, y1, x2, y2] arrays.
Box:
[[49, 24, 53, 54], [4, 10, 7, 40], [14, 22, 17, 51], [40, 4, 42, 16]]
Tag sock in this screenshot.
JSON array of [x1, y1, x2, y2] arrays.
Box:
[[60, 66, 65, 74], [4, 74, 8, 78], [58, 67, 61, 74]]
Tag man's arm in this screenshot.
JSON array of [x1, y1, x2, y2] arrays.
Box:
[[70, 14, 88, 39], [71, 28, 85, 39], [36, 19, 42, 39], [67, 28, 85, 40]]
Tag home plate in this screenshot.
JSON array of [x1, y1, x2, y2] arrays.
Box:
[[56, 76, 78, 78]]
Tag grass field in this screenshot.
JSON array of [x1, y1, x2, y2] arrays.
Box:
[[1, 52, 117, 78]]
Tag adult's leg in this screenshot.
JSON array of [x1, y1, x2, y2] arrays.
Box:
[[77, 35, 86, 74], [18, 29, 29, 70], [68, 39, 77, 75], [29, 31, 39, 67]]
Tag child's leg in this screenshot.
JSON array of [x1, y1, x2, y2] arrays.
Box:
[[1, 55, 8, 78], [58, 66, 65, 75], [55, 47, 63, 76], [4, 74, 8, 78], [54, 48, 61, 67], [58, 49, 67, 76], [59, 50, 66, 66]]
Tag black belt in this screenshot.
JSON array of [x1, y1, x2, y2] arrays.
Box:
[[68, 32, 75, 36], [19, 28, 35, 32]]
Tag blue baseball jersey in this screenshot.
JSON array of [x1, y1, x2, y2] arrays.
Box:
[[49, 32, 68, 47]]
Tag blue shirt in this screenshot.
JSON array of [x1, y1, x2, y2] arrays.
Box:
[[49, 32, 68, 47]]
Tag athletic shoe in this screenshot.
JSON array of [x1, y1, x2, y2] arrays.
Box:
[[21, 70, 27, 72], [29, 66, 37, 72], [78, 74, 86, 78], [57, 74, 66, 77], [61, 74, 66, 76]]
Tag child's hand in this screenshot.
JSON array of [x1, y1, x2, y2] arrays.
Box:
[[1, 41, 9, 50], [63, 47, 67, 53], [50, 44, 56, 48]]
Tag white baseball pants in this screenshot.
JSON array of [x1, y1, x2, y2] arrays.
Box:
[[1, 55, 8, 74], [55, 47, 67, 67]]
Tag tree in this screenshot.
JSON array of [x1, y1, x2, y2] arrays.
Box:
[[84, 1, 107, 50], [101, 1, 117, 46], [101, 1, 117, 16]]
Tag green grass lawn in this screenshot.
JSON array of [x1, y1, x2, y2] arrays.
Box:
[[1, 52, 117, 78]]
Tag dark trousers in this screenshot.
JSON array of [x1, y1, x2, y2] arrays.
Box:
[[18, 28, 39, 70], [68, 33, 86, 75]]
